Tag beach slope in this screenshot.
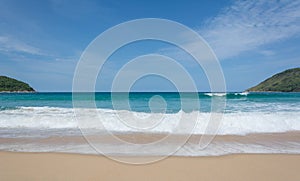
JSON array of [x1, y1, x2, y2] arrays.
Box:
[[1, 152, 300, 181]]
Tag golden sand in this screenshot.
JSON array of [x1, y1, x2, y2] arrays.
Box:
[[0, 152, 299, 181]]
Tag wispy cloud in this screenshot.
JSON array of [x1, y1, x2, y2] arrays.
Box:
[[0, 35, 42, 55], [200, 0, 300, 60]]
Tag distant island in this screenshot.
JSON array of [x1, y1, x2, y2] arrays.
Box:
[[0, 76, 35, 92], [247, 68, 300, 92]]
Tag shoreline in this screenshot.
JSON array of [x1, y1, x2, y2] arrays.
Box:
[[2, 150, 300, 157], [1, 131, 300, 156], [0, 151, 299, 180]]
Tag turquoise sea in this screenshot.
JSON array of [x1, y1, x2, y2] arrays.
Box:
[[1, 92, 300, 112], [0, 92, 300, 156]]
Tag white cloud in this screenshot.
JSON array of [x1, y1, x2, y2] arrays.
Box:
[[200, 0, 300, 60], [0, 36, 41, 55]]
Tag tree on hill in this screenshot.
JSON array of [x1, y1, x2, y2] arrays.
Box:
[[0, 76, 35, 92], [247, 68, 300, 92]]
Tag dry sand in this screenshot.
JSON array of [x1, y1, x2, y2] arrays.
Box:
[[0, 152, 300, 181]]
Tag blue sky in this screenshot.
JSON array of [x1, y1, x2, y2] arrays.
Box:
[[0, 0, 299, 92]]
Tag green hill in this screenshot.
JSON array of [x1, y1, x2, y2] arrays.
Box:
[[0, 76, 35, 92], [247, 68, 300, 92]]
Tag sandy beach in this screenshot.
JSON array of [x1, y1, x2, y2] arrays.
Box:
[[0, 152, 299, 181]]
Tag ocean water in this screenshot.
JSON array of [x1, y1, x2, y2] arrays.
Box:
[[0, 92, 300, 156]]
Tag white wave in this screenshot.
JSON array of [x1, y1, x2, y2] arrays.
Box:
[[204, 93, 227, 97], [1, 107, 300, 135], [234, 92, 249, 96]]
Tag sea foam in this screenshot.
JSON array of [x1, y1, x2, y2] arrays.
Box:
[[1, 106, 300, 135]]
